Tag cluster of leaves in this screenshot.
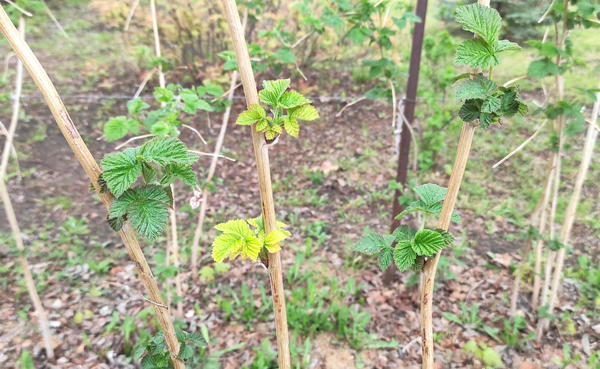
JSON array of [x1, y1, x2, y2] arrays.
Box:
[[452, 4, 527, 128], [104, 83, 228, 141], [236, 79, 318, 139], [133, 328, 207, 369], [211, 216, 291, 264], [329, 0, 421, 100], [354, 184, 456, 272], [524, 2, 599, 138], [455, 75, 528, 128], [99, 137, 198, 239]]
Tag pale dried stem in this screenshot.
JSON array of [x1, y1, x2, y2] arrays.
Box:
[[150, 0, 165, 90], [492, 120, 547, 169], [0, 17, 54, 360], [124, 0, 140, 31], [220, 0, 291, 367], [191, 69, 239, 278], [149, 0, 182, 314], [5, 0, 31, 17], [114, 134, 154, 150], [42, 1, 69, 39], [182, 124, 207, 145], [335, 96, 366, 117], [542, 81, 600, 334], [170, 184, 183, 317], [0, 120, 20, 177], [0, 18, 23, 179], [0, 7, 184, 367], [530, 157, 555, 309], [133, 68, 155, 98]]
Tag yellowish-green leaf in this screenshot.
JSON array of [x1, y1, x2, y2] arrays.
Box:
[[284, 117, 299, 137], [264, 229, 288, 253], [236, 104, 266, 125], [290, 104, 319, 121]]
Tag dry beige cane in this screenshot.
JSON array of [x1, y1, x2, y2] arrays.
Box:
[[542, 81, 600, 333], [532, 0, 570, 314], [0, 6, 185, 368], [0, 17, 55, 360], [420, 2, 489, 368], [149, 0, 184, 317], [219, 0, 291, 367], [191, 70, 239, 279]]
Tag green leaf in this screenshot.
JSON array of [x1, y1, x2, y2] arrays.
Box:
[[355, 230, 394, 255], [127, 98, 150, 115], [138, 137, 197, 166], [279, 91, 310, 109], [284, 117, 299, 137], [275, 47, 296, 63], [479, 112, 494, 128], [107, 216, 124, 232], [378, 247, 393, 271], [109, 185, 170, 217], [413, 183, 447, 206], [236, 104, 266, 125], [455, 77, 497, 100], [199, 83, 224, 97], [212, 219, 262, 262], [289, 104, 319, 121], [494, 39, 520, 53], [393, 242, 417, 271], [393, 225, 416, 242], [411, 229, 446, 256], [141, 163, 157, 183], [423, 202, 461, 223], [434, 229, 454, 246], [154, 87, 174, 103], [150, 121, 171, 136], [455, 38, 499, 69], [264, 229, 288, 253], [454, 4, 502, 45], [481, 96, 501, 113], [101, 147, 142, 198], [178, 343, 194, 360], [104, 116, 130, 142], [526, 40, 561, 58], [259, 79, 290, 106], [161, 163, 197, 187], [118, 186, 170, 240], [527, 59, 560, 78], [458, 100, 481, 122]]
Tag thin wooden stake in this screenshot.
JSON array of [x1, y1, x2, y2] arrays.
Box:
[[420, 2, 488, 368], [0, 16, 24, 179], [0, 180, 55, 359], [149, 0, 182, 315], [542, 81, 600, 334], [531, 155, 556, 309], [150, 0, 165, 90], [421, 123, 476, 369], [41, 1, 69, 39], [191, 70, 239, 279], [220, 0, 291, 367], [0, 7, 184, 368], [0, 16, 54, 360], [124, 0, 140, 32]]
